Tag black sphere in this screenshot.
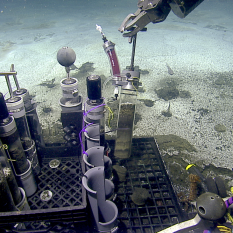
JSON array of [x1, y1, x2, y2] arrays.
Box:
[[196, 192, 226, 221], [57, 47, 76, 67]]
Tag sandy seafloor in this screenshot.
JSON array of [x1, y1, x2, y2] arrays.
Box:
[[1, 0, 233, 191]]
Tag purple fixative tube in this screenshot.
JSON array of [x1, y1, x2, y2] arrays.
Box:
[[225, 196, 233, 208]]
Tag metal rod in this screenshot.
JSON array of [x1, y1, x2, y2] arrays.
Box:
[[11, 64, 20, 90], [65, 67, 70, 79], [0, 72, 17, 76], [4, 74, 14, 98], [130, 34, 137, 71]]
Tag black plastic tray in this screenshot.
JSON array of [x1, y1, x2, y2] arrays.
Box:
[[0, 138, 184, 233], [111, 138, 185, 233], [0, 145, 87, 232]]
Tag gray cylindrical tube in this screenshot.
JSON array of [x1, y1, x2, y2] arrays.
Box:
[[0, 116, 29, 175], [0, 163, 17, 212], [23, 139, 41, 176], [83, 146, 113, 180], [15, 160, 37, 197], [6, 96, 31, 140], [0, 139, 22, 206], [82, 167, 118, 232], [3, 166, 22, 206], [84, 124, 100, 149], [16, 187, 30, 211]]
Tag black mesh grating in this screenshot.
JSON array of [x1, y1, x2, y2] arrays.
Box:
[[114, 138, 184, 233], [0, 138, 184, 233], [28, 157, 83, 210], [0, 146, 88, 232]]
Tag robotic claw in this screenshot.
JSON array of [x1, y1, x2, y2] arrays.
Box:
[[116, 0, 205, 95], [119, 0, 204, 37]]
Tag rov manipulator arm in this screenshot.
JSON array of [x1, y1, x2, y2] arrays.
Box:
[[119, 0, 205, 37]]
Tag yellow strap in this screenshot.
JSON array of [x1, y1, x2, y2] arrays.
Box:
[[217, 225, 231, 232], [227, 211, 233, 223], [186, 164, 195, 170], [8, 159, 16, 162], [105, 105, 114, 128]]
